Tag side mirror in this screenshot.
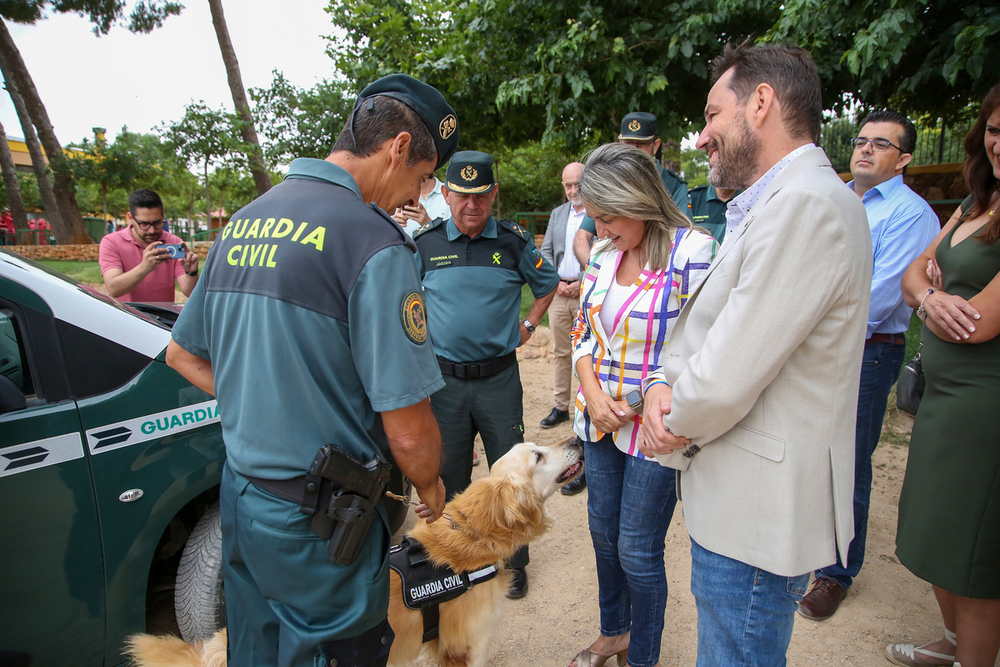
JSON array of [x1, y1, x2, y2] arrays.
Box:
[[0, 373, 27, 414]]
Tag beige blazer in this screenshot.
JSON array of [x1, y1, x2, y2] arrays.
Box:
[[650, 147, 872, 576]]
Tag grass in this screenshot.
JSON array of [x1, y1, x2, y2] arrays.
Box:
[[36, 260, 103, 284], [520, 283, 550, 328]]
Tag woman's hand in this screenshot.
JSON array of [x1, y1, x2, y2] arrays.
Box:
[[925, 259, 943, 290], [582, 386, 630, 435], [922, 289, 980, 341]]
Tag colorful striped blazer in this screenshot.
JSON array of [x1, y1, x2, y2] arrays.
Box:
[[571, 226, 717, 456]]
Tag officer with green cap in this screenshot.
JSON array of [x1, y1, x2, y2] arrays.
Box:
[[574, 112, 692, 261], [413, 150, 559, 599], [167, 73, 458, 667]]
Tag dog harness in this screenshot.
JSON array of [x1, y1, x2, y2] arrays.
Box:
[[388, 536, 499, 642]]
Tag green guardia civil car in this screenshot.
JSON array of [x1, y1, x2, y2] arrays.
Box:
[[0, 250, 227, 666]]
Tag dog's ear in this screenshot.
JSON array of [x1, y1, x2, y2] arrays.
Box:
[[480, 475, 545, 533]]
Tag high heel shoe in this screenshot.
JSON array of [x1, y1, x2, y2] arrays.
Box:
[[569, 646, 628, 667]]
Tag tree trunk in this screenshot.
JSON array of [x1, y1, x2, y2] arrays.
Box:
[[0, 49, 62, 235], [204, 161, 211, 233], [0, 117, 27, 230], [0, 17, 90, 244], [208, 0, 271, 197]]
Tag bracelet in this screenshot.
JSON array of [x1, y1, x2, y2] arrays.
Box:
[[644, 379, 670, 395], [186, 269, 199, 277], [916, 288, 934, 320]]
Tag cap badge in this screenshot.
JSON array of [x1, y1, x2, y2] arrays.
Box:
[[461, 165, 478, 181], [628, 119, 641, 132], [439, 114, 457, 140]]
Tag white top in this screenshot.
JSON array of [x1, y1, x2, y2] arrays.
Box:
[[558, 206, 587, 279]]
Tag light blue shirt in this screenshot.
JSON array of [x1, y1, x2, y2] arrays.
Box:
[[849, 173, 939, 338]]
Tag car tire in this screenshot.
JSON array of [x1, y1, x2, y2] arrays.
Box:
[[175, 502, 226, 642]]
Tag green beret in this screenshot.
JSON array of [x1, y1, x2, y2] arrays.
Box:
[[445, 151, 496, 194], [619, 112, 658, 141], [356, 74, 459, 170]]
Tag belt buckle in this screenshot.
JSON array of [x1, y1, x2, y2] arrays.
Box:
[[465, 364, 480, 379]]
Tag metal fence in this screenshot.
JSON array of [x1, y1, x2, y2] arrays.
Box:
[[820, 117, 974, 174]]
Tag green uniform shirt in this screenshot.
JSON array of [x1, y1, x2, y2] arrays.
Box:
[[414, 216, 559, 362], [172, 158, 445, 478], [688, 184, 733, 244]]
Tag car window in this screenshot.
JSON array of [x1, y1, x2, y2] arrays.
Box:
[[0, 308, 35, 398]]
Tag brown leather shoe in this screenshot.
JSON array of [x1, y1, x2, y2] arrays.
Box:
[[797, 577, 847, 621]]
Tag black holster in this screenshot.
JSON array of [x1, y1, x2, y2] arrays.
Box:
[[303, 444, 392, 565]]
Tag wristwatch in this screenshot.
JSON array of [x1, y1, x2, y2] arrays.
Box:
[[626, 389, 643, 412], [186, 269, 199, 277], [522, 319, 536, 334]]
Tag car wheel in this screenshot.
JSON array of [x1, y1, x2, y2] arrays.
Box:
[[175, 502, 226, 642]]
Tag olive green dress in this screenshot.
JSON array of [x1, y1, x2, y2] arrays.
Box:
[[896, 201, 1000, 599]]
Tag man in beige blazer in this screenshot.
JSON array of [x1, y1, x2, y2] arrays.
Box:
[[640, 43, 871, 665]]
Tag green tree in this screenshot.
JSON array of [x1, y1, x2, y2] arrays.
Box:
[[208, 0, 272, 197], [249, 71, 353, 164], [160, 102, 237, 231], [767, 0, 999, 122], [0, 1, 182, 243]]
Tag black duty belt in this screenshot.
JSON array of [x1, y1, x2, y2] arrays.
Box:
[[246, 474, 333, 512], [437, 351, 516, 379]]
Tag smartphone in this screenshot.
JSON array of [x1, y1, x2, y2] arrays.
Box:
[[161, 243, 186, 259]]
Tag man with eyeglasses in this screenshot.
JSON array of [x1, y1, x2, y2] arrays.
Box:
[[798, 109, 939, 623], [99, 188, 199, 302]]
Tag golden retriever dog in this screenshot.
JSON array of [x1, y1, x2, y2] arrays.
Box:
[[126, 439, 583, 667]]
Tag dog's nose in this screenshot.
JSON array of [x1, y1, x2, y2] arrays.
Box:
[[567, 436, 583, 452]]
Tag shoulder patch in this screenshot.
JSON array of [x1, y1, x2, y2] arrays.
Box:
[[531, 246, 544, 269], [498, 218, 529, 240], [400, 291, 428, 344], [412, 217, 444, 239]]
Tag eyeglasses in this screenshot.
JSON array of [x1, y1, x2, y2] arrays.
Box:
[[135, 219, 167, 230], [850, 137, 904, 152]]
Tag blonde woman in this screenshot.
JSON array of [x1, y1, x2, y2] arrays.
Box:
[[568, 143, 717, 667]]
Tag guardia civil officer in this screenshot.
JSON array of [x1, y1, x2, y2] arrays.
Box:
[[413, 150, 559, 599], [688, 184, 738, 244], [166, 74, 458, 667], [574, 111, 692, 262]]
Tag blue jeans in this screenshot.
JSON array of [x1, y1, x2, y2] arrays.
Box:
[[690, 538, 809, 667], [585, 436, 678, 667], [816, 341, 905, 589]]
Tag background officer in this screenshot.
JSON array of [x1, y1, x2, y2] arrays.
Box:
[[574, 111, 693, 263], [166, 74, 458, 667], [413, 150, 559, 599], [688, 184, 738, 244]]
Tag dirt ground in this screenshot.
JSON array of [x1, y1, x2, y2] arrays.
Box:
[[399, 327, 985, 667]]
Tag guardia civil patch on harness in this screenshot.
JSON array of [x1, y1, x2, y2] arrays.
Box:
[[401, 291, 428, 344], [389, 537, 498, 610]]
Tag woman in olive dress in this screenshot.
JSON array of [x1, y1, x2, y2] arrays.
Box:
[[886, 83, 1000, 667]]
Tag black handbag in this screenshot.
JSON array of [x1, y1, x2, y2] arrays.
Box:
[[896, 344, 924, 415]]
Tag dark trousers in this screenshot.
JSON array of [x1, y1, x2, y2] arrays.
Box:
[[817, 340, 906, 589], [429, 363, 528, 568]]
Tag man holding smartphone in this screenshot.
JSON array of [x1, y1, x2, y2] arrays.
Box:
[[99, 188, 199, 302]]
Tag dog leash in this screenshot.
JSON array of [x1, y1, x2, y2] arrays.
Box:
[[385, 490, 459, 530]]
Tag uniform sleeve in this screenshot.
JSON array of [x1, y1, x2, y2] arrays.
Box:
[[671, 179, 693, 221], [98, 235, 124, 273], [518, 235, 560, 298], [170, 266, 212, 360], [349, 244, 445, 412], [580, 216, 596, 235]]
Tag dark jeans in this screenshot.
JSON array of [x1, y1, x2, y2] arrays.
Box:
[[585, 435, 678, 667], [429, 363, 527, 568], [817, 340, 905, 589]]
